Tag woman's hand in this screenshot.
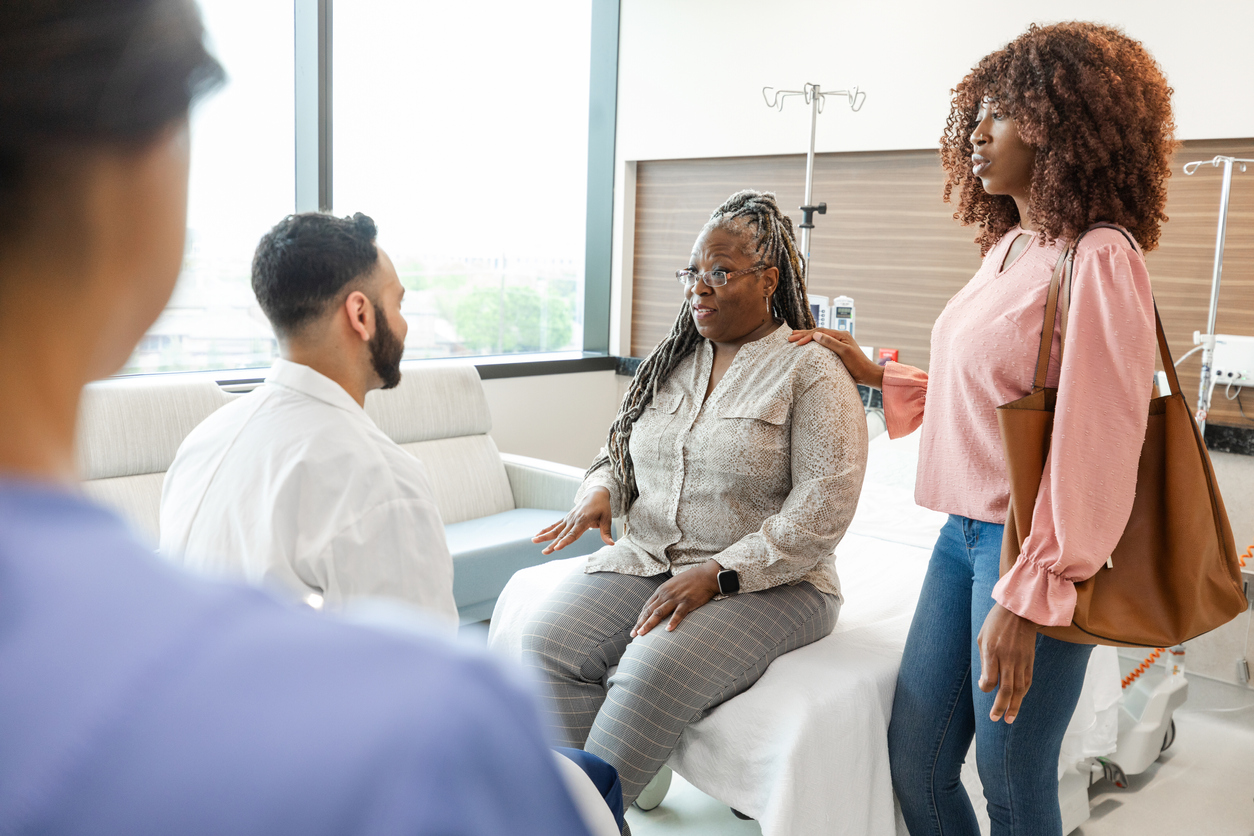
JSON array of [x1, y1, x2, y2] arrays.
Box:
[[532, 487, 615, 555], [632, 560, 722, 637], [789, 328, 885, 388], [976, 603, 1039, 723]]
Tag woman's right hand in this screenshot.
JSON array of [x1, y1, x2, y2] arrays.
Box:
[[789, 328, 885, 388], [532, 487, 615, 555]]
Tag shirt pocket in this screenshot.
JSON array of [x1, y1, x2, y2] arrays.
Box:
[[632, 389, 685, 464], [715, 396, 791, 478]]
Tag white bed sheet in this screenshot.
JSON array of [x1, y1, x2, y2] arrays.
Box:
[[487, 430, 1118, 836]]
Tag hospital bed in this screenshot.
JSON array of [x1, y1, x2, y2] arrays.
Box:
[[488, 425, 1122, 836]]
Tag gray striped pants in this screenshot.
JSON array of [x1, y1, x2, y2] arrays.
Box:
[[521, 569, 840, 808]]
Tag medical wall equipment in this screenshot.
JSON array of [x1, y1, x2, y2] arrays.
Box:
[[806, 294, 856, 335], [1181, 154, 1254, 432], [1204, 333, 1254, 421], [807, 294, 829, 328], [1209, 333, 1254, 388], [762, 83, 865, 267], [831, 295, 855, 336], [1158, 334, 1254, 407]]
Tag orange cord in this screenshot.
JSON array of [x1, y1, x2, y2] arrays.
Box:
[[1121, 541, 1251, 690], [1122, 647, 1165, 689]]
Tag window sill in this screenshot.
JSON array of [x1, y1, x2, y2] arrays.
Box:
[[468, 352, 616, 380], [110, 351, 619, 391]]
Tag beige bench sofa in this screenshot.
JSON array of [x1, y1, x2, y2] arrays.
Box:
[[76, 364, 601, 623]]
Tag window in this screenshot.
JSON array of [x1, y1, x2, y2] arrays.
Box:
[[122, 0, 294, 375], [124, 0, 606, 375], [333, 0, 592, 360]]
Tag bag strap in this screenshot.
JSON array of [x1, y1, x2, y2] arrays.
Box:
[[1031, 243, 1070, 391], [1155, 301, 1183, 395], [1030, 223, 1178, 393]]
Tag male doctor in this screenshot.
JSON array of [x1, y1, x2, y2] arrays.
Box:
[[161, 212, 457, 625]]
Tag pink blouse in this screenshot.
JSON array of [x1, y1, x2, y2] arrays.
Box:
[[882, 226, 1156, 626]]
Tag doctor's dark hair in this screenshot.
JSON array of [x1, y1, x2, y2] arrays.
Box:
[[941, 21, 1177, 255], [0, 0, 223, 235], [590, 189, 814, 507], [251, 212, 382, 336]]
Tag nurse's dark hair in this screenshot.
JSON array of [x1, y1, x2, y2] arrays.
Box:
[[251, 212, 381, 336], [0, 0, 223, 243], [940, 21, 1177, 255], [591, 189, 815, 506]]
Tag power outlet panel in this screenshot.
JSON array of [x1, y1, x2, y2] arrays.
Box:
[[1212, 334, 1254, 388]]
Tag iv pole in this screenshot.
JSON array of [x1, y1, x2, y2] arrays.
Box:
[[1181, 154, 1254, 432], [762, 83, 866, 271]]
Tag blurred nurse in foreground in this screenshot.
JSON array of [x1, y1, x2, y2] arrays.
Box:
[[0, 1, 590, 833]]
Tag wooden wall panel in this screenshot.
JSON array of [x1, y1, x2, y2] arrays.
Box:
[[631, 139, 1254, 428]]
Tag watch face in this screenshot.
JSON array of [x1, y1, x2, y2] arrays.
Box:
[[718, 570, 740, 595]]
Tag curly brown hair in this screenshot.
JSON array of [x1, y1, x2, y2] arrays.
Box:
[[940, 22, 1178, 255]]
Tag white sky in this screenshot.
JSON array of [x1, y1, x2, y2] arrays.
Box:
[[186, 0, 294, 262], [184, 0, 592, 266], [334, 0, 592, 264]]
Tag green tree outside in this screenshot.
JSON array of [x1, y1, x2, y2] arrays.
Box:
[[454, 282, 573, 354]]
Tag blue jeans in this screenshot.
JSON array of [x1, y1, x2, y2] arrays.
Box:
[[888, 516, 1093, 836]]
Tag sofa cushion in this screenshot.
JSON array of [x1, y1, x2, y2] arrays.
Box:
[[399, 435, 515, 525], [446, 507, 607, 621], [80, 472, 165, 545]]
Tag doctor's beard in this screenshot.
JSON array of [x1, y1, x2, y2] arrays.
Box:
[[369, 306, 405, 390]]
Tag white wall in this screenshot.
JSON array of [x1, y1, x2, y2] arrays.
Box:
[[607, 0, 1254, 355], [615, 0, 1254, 162], [481, 370, 624, 468]]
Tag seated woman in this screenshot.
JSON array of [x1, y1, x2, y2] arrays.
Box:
[[525, 189, 869, 810]]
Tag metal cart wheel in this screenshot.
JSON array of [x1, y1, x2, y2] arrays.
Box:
[[1161, 718, 1177, 753], [1096, 757, 1128, 789]]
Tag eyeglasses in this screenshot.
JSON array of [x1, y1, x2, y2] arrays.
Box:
[[674, 264, 764, 288]]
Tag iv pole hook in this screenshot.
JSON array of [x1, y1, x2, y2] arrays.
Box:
[[762, 83, 866, 272]]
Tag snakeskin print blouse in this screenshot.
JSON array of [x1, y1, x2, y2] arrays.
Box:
[[579, 323, 868, 598]]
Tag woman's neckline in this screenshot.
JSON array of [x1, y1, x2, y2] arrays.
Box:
[[708, 319, 786, 353], [996, 226, 1036, 276]]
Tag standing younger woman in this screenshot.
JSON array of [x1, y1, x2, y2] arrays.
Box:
[[792, 22, 1175, 835]]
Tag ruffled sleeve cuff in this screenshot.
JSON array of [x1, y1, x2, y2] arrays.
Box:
[[881, 361, 927, 439], [991, 554, 1077, 627]]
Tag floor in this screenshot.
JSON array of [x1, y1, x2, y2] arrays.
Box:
[[1075, 671, 1254, 836], [627, 669, 1254, 836], [625, 774, 762, 836]]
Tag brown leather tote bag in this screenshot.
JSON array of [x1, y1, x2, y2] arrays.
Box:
[[998, 223, 1246, 647]]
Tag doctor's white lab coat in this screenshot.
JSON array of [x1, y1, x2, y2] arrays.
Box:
[[159, 359, 457, 628]]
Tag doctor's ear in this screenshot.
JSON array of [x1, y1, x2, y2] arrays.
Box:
[[343, 290, 374, 342]]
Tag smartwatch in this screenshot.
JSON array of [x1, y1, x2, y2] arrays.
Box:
[[716, 568, 740, 595]]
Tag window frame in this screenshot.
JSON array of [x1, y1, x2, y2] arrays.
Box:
[[289, 0, 619, 379]]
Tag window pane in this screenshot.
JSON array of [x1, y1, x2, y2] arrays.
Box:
[[121, 0, 294, 375], [334, 0, 592, 359]]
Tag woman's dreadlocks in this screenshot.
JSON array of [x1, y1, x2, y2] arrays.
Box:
[[591, 189, 814, 507]]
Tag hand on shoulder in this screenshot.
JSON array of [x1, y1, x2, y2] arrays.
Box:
[[789, 328, 885, 389]]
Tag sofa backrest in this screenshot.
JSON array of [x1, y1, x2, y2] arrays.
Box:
[[364, 364, 514, 525], [76, 362, 515, 541], [76, 375, 237, 542]]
